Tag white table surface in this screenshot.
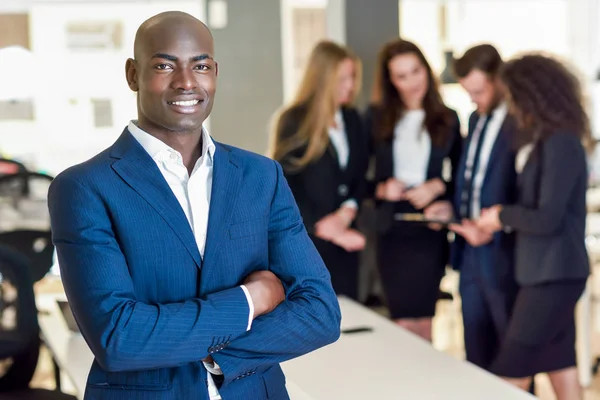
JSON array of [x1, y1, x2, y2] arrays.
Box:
[[37, 294, 533, 400], [282, 297, 533, 400]]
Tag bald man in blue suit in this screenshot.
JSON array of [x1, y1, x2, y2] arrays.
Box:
[[48, 12, 340, 400]]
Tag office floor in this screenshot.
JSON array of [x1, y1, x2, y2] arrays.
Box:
[[29, 270, 600, 399]]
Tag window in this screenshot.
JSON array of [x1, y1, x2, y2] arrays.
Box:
[[91, 98, 113, 128], [65, 20, 123, 51]]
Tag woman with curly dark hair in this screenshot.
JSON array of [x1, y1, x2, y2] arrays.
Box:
[[477, 54, 592, 399]]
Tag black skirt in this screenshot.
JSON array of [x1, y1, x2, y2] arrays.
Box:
[[310, 235, 360, 301], [376, 201, 449, 319], [489, 279, 586, 377]]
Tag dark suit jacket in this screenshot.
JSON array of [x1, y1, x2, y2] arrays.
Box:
[[500, 131, 590, 285], [365, 105, 463, 233], [278, 106, 369, 234], [48, 128, 341, 400], [451, 111, 518, 288]]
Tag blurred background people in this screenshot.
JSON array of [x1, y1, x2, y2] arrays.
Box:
[[365, 39, 462, 341], [477, 54, 593, 400], [269, 40, 368, 300], [427, 44, 520, 372]]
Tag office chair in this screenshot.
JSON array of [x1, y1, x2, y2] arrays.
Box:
[[0, 171, 53, 201], [0, 230, 54, 283], [0, 158, 27, 177], [0, 245, 76, 399]]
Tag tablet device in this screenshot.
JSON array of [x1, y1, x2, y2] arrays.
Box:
[[394, 213, 458, 226]]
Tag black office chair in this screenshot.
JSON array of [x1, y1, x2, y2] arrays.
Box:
[[0, 245, 76, 399], [0, 173, 54, 256], [0, 158, 27, 178], [0, 171, 53, 202], [0, 230, 54, 283]]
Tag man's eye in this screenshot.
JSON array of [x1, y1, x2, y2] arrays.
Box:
[[195, 64, 210, 71], [156, 64, 172, 70]]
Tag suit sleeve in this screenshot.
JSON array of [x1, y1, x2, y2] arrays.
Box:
[[499, 133, 586, 235], [212, 160, 341, 385], [48, 174, 250, 372]]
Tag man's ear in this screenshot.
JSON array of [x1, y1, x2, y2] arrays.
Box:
[[215, 61, 219, 77], [125, 58, 139, 91]]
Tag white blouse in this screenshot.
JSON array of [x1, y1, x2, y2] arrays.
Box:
[[393, 109, 431, 186], [328, 109, 349, 169], [516, 143, 535, 174]]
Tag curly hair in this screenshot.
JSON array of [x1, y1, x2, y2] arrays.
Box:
[[500, 54, 594, 153]]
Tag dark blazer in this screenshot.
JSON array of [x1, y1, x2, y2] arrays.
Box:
[[278, 106, 369, 234], [500, 131, 590, 285], [451, 111, 518, 288], [365, 106, 463, 233], [48, 128, 341, 400]]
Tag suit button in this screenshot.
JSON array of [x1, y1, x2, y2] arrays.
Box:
[[338, 184, 348, 196]]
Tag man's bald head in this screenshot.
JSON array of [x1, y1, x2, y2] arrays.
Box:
[[125, 11, 218, 138], [133, 11, 213, 61]]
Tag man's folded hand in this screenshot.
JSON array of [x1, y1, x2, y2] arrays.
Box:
[[244, 270, 285, 319]]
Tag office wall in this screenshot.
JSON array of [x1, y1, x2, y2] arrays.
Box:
[[208, 0, 283, 155], [344, 0, 399, 109], [0, 1, 203, 175]]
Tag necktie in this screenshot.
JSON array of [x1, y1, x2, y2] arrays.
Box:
[[460, 115, 491, 218]]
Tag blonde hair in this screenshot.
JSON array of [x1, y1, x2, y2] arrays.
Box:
[[268, 40, 361, 171]]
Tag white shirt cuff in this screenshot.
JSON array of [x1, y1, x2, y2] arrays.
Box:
[[340, 199, 359, 210], [240, 284, 254, 331], [203, 359, 223, 375]]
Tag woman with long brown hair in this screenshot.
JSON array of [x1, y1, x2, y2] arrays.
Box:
[[269, 41, 368, 300], [367, 39, 462, 341], [477, 54, 592, 399]]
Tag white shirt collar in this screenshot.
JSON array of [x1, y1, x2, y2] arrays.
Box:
[[128, 120, 216, 163], [333, 109, 344, 130], [490, 101, 508, 118]]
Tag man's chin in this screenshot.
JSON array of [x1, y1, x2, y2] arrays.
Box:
[[163, 124, 204, 135], [165, 117, 207, 132]]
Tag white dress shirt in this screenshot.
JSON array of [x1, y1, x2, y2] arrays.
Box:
[[328, 110, 349, 169], [128, 120, 253, 400], [466, 102, 508, 218], [393, 109, 431, 187], [328, 109, 358, 210]]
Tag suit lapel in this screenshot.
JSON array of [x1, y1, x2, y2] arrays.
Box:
[[202, 143, 243, 276], [110, 129, 202, 268], [454, 135, 471, 205], [342, 108, 360, 176], [454, 113, 479, 205], [480, 116, 513, 191]]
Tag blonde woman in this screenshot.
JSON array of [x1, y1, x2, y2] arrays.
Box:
[[269, 41, 368, 300]]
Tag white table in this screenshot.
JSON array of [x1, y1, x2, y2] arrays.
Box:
[[37, 293, 91, 399], [282, 297, 533, 400], [37, 294, 533, 400]]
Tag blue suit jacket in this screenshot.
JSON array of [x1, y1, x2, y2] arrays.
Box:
[[48, 128, 341, 400], [451, 112, 518, 288]]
